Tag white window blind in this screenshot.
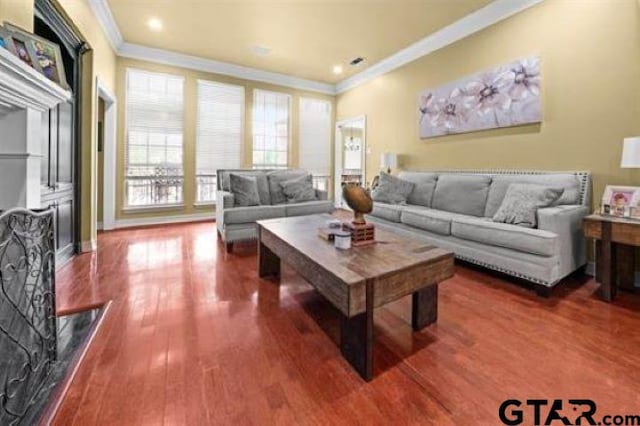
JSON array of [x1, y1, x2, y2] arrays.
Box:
[[252, 89, 290, 169], [196, 80, 245, 203], [299, 98, 331, 190], [125, 69, 184, 207]]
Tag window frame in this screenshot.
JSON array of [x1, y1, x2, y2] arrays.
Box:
[[252, 88, 292, 170], [194, 79, 246, 206], [123, 68, 186, 210]]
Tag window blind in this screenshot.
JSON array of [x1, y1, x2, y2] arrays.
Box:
[[195, 80, 245, 202], [299, 98, 331, 177], [125, 69, 184, 206], [252, 89, 290, 169]]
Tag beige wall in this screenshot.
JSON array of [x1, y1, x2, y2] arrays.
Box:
[[336, 0, 640, 212], [115, 57, 335, 220], [0, 0, 33, 30], [0, 0, 116, 245]]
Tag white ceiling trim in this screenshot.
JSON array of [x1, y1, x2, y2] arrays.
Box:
[[88, 0, 543, 96], [335, 0, 544, 94], [118, 43, 336, 95], [87, 0, 123, 51]]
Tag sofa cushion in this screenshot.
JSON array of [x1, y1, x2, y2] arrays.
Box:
[[431, 174, 492, 217], [267, 170, 309, 205], [280, 174, 317, 203], [398, 172, 439, 208], [372, 172, 415, 204], [230, 173, 261, 207], [484, 174, 581, 217], [493, 184, 564, 228], [451, 216, 558, 257], [285, 200, 334, 217], [400, 207, 461, 236], [223, 205, 286, 225], [221, 170, 271, 205], [369, 202, 404, 222]]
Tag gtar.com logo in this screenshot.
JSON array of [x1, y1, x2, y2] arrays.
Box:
[[499, 399, 640, 426]]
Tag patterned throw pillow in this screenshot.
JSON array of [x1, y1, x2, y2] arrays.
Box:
[[230, 173, 261, 207], [492, 183, 564, 228], [371, 172, 415, 204], [280, 174, 317, 203]]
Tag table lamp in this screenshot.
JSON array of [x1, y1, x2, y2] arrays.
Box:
[[380, 152, 397, 174], [621, 137, 640, 168]]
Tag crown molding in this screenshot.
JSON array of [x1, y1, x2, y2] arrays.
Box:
[[118, 42, 336, 95], [87, 0, 123, 50], [335, 0, 544, 94], [88, 0, 543, 96]]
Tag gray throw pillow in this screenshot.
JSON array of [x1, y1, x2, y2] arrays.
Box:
[[280, 174, 317, 203], [230, 173, 261, 207], [407, 182, 437, 207], [371, 172, 415, 204], [492, 184, 564, 228]]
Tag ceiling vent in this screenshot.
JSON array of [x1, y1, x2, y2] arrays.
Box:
[[349, 57, 365, 67]]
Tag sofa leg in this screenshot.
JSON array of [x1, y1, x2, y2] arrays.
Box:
[[535, 285, 552, 298], [225, 242, 234, 254]]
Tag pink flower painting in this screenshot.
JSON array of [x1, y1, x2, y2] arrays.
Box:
[[418, 56, 541, 138]]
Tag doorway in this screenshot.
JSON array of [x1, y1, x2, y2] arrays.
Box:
[[97, 80, 117, 231], [334, 116, 366, 208]]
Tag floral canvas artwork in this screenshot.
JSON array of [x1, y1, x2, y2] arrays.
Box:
[[418, 56, 541, 138]]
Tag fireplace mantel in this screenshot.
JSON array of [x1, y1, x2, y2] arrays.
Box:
[[0, 47, 71, 114], [0, 47, 71, 209]]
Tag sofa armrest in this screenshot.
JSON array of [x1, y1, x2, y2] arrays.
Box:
[[216, 191, 234, 234], [537, 205, 589, 280], [316, 189, 328, 201]]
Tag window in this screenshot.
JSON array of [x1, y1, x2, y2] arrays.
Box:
[[125, 69, 184, 207], [195, 80, 244, 203], [299, 98, 332, 191], [252, 89, 290, 169]]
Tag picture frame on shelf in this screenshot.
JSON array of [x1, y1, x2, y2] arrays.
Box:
[[0, 26, 16, 54], [4, 22, 69, 90], [600, 185, 640, 218], [7, 31, 39, 70]]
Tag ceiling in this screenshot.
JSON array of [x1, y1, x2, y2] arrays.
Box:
[[106, 0, 493, 84]]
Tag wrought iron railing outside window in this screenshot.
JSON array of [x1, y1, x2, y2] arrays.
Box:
[[312, 174, 330, 192], [196, 174, 217, 203], [125, 166, 183, 207]]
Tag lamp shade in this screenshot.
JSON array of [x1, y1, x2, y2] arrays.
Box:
[[621, 137, 640, 168], [380, 152, 397, 169]]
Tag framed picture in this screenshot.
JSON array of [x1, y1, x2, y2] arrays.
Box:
[[0, 26, 16, 54], [601, 185, 640, 218], [4, 22, 69, 89]]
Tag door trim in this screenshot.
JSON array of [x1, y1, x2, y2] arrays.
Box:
[[97, 78, 117, 231]]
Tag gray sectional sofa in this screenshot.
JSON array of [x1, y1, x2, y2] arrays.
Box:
[[367, 170, 591, 295], [216, 169, 334, 252]]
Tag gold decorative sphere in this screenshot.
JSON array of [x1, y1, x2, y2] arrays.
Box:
[[342, 184, 373, 224]]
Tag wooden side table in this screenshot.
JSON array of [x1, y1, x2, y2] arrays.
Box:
[[583, 214, 638, 301]]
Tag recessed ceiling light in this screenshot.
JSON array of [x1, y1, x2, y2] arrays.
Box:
[[251, 45, 271, 57], [332, 65, 343, 75], [147, 17, 163, 31]]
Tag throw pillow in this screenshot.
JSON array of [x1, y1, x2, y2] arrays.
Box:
[[280, 174, 317, 203], [230, 173, 261, 207], [492, 184, 564, 228], [371, 172, 415, 204]]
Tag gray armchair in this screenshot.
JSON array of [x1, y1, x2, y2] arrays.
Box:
[[216, 169, 333, 252]]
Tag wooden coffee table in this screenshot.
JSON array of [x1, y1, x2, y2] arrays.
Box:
[[257, 214, 454, 381]]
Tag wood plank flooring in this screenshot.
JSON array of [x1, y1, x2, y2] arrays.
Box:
[[51, 221, 640, 425]]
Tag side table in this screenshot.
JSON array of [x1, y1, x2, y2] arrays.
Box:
[[583, 214, 638, 301]]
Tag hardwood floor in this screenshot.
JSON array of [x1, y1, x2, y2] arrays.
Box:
[[52, 221, 640, 425]]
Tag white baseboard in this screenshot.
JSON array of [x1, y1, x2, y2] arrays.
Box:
[[110, 212, 214, 230], [585, 261, 640, 286], [80, 239, 97, 252]]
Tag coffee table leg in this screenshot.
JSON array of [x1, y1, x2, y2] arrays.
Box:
[[258, 239, 280, 279], [340, 281, 373, 381], [412, 284, 438, 331]]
